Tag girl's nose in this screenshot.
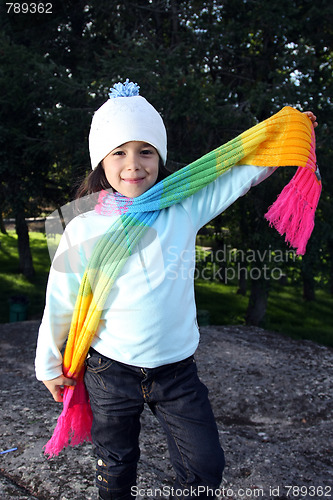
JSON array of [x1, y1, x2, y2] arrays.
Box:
[[126, 153, 140, 170]]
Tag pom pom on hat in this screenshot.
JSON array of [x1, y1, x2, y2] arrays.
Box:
[[109, 79, 140, 98], [89, 79, 167, 169]]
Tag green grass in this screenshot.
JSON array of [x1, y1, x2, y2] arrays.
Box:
[[266, 287, 333, 347], [1, 231, 332, 347], [0, 231, 50, 323], [195, 278, 333, 347], [195, 280, 248, 325]]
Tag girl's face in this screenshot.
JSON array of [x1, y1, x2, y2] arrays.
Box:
[[102, 141, 159, 198]]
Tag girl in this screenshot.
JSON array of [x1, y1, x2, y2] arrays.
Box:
[[35, 80, 319, 500]]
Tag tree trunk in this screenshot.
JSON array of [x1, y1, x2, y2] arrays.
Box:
[[302, 273, 316, 301], [15, 209, 35, 279], [0, 212, 8, 234], [328, 241, 333, 296], [237, 267, 247, 295], [245, 277, 269, 326], [301, 253, 316, 301]]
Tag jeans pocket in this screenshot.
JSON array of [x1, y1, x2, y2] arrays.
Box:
[[86, 351, 115, 374], [85, 354, 115, 392]]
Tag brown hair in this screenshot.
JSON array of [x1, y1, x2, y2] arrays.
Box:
[[75, 163, 110, 199]]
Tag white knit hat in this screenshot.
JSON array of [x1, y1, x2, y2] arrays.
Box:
[[89, 79, 167, 169]]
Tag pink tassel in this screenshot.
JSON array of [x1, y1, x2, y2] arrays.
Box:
[[44, 379, 93, 457], [265, 166, 321, 255]]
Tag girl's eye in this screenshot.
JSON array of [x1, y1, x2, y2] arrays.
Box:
[[141, 149, 153, 155], [113, 150, 124, 156]]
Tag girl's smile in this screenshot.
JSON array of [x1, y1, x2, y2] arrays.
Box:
[[102, 141, 159, 198]]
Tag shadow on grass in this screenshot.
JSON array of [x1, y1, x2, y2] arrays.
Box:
[[195, 278, 333, 347]]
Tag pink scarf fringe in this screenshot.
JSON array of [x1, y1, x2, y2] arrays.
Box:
[[265, 166, 321, 255], [44, 379, 93, 457]]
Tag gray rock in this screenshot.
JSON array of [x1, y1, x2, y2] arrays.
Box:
[[0, 321, 332, 499]]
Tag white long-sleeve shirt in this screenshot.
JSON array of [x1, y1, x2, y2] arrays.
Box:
[[35, 164, 275, 380]]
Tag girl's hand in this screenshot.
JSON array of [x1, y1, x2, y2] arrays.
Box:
[[303, 111, 318, 128], [43, 374, 76, 402]]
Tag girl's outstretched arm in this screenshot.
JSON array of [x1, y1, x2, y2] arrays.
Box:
[[43, 375, 76, 403]]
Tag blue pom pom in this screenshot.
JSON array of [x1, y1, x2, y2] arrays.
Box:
[[109, 79, 140, 98]]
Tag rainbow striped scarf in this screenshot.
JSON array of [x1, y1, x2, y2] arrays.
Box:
[[45, 106, 321, 456]]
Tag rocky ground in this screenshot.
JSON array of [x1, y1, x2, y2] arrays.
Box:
[[0, 320, 332, 500]]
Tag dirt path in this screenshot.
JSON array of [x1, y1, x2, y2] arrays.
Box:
[[0, 321, 332, 499]]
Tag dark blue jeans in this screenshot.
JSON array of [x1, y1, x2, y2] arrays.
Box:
[[84, 350, 225, 500]]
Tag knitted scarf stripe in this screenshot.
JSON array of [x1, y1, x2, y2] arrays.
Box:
[[63, 211, 158, 377], [44, 106, 321, 457], [95, 106, 316, 216]]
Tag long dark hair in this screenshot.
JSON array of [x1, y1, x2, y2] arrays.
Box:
[[75, 163, 111, 199], [75, 157, 171, 200]]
